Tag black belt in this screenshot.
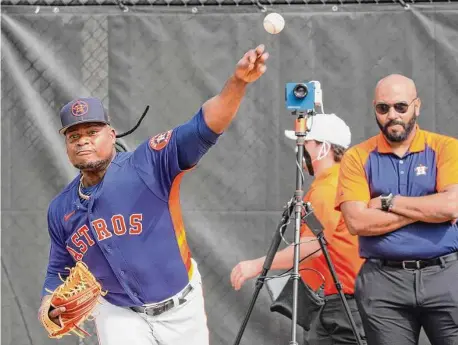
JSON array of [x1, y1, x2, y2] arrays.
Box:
[[325, 294, 354, 302], [130, 283, 193, 316], [382, 252, 458, 270]]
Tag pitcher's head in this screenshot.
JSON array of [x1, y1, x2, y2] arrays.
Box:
[[59, 98, 115, 171]]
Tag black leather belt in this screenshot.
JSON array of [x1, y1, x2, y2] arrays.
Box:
[[130, 283, 193, 316], [382, 252, 458, 270], [325, 294, 354, 301]]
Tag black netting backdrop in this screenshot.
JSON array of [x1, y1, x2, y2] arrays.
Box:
[[2, 2, 457, 345]]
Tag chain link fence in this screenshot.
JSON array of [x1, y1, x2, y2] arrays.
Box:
[[2, 0, 457, 6], [2, 2, 458, 345]]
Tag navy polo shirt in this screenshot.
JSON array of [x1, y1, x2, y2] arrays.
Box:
[[335, 126, 458, 260]]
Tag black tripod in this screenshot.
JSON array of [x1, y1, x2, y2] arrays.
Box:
[[302, 202, 365, 345], [233, 111, 364, 345]]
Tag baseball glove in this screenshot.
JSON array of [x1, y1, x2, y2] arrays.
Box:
[[39, 261, 106, 339]]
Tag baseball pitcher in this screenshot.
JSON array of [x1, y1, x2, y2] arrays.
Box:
[[39, 45, 269, 345]]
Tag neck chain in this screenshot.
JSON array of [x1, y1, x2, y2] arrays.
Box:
[[78, 176, 91, 200], [78, 153, 114, 201]]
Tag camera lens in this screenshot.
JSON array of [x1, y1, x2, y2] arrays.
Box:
[[293, 84, 308, 99]]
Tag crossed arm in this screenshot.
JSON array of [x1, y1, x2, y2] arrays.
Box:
[[341, 185, 458, 237], [337, 143, 458, 237], [386, 185, 458, 223], [340, 201, 416, 236]]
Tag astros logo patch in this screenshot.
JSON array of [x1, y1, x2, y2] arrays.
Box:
[[415, 164, 428, 176], [149, 130, 172, 151], [71, 100, 89, 117]]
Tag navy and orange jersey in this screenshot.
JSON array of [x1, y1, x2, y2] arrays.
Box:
[[335, 126, 458, 260], [42, 108, 220, 307], [300, 164, 364, 296]]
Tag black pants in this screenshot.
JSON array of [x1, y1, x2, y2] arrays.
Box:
[[355, 258, 458, 345], [306, 295, 367, 345]]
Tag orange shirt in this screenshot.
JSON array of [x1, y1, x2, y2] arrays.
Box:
[[299, 164, 363, 295], [334, 126, 458, 260]]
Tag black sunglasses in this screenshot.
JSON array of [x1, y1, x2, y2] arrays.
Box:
[[375, 97, 417, 115]]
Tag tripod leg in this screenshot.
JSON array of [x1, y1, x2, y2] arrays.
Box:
[[289, 200, 303, 345], [288, 116, 309, 345], [232, 276, 265, 345], [233, 201, 294, 345]]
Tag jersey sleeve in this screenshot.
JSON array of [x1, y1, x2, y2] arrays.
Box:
[[301, 184, 342, 242], [132, 108, 220, 200], [335, 149, 370, 211], [436, 136, 458, 191], [41, 204, 74, 297], [175, 107, 221, 170]]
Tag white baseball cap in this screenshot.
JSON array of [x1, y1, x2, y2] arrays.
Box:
[[284, 113, 351, 149]]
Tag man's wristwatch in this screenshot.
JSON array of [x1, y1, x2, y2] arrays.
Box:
[[380, 193, 395, 212]]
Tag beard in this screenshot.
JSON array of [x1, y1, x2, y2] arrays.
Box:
[[376, 113, 417, 143], [73, 157, 111, 171]]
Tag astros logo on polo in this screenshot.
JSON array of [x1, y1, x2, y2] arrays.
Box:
[[415, 164, 428, 176], [71, 100, 89, 117]]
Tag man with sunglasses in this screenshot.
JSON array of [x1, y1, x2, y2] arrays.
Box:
[[335, 74, 458, 345]]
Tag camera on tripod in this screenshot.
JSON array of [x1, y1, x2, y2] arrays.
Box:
[[285, 81, 322, 114]]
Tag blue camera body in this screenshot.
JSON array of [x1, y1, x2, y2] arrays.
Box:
[[285, 82, 316, 112]]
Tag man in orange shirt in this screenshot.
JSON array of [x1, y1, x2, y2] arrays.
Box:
[[336, 74, 458, 345], [230, 114, 366, 345]]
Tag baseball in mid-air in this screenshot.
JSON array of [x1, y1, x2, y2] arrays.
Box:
[[263, 12, 285, 35]]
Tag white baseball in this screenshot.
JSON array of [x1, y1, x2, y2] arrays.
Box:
[[263, 12, 285, 35]]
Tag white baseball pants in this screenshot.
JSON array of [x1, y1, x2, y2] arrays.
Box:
[[92, 266, 209, 345]]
